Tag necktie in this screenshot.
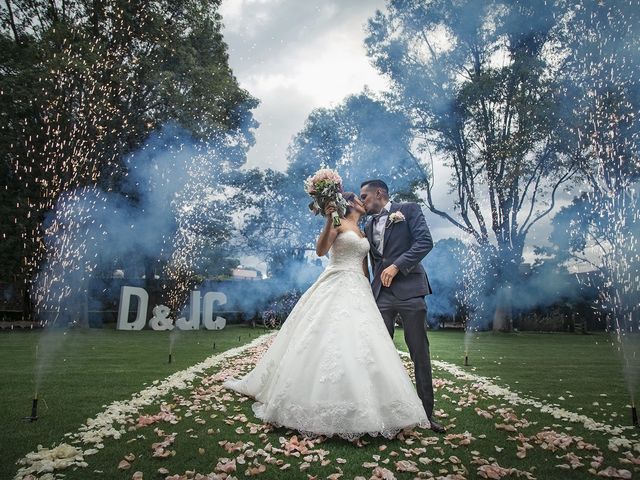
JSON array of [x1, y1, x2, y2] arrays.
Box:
[[373, 209, 388, 222], [372, 209, 388, 252]]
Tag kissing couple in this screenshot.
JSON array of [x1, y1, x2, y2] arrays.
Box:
[[224, 178, 445, 439]]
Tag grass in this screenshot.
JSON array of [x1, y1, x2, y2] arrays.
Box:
[[0, 324, 263, 480], [402, 330, 640, 428], [1, 327, 639, 479]]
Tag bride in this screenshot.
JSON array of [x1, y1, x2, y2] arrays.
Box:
[[223, 192, 430, 440]]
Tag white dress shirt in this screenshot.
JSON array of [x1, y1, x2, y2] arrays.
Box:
[[372, 200, 393, 253]]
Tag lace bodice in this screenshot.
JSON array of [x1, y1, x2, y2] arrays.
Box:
[[327, 230, 370, 272]]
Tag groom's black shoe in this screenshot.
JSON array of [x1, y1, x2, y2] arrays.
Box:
[[428, 419, 446, 434]]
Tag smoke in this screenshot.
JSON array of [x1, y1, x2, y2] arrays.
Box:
[[212, 92, 430, 313], [548, 186, 640, 397], [266, 92, 423, 243], [421, 239, 497, 330], [421, 235, 594, 331], [230, 84, 593, 330], [30, 112, 333, 328], [231, 0, 640, 337], [27, 1, 640, 339], [31, 123, 246, 326]]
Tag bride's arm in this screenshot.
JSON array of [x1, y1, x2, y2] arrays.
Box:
[[362, 257, 370, 279], [315, 205, 340, 257]]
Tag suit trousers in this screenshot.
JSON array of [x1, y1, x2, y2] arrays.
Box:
[[376, 287, 434, 419]]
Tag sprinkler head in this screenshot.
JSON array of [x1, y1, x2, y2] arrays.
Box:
[[168, 353, 172, 364], [632, 405, 639, 428], [464, 355, 469, 366], [23, 397, 38, 422]]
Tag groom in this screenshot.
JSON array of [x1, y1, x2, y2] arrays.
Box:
[[360, 179, 445, 434]]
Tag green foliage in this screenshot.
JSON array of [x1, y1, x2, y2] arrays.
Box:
[[239, 92, 426, 277], [0, 0, 257, 287]]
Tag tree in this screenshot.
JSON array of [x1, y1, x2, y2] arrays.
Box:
[[224, 167, 296, 278], [227, 93, 425, 285], [0, 0, 258, 320], [286, 93, 423, 244], [365, 0, 579, 330]]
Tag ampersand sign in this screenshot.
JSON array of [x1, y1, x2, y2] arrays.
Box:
[[149, 305, 174, 331]]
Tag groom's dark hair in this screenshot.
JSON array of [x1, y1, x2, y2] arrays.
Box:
[[360, 179, 389, 196]]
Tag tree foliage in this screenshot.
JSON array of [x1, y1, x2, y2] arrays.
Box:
[[0, 0, 257, 288], [366, 0, 576, 265]]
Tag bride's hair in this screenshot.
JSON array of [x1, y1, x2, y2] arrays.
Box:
[[342, 191, 356, 217]]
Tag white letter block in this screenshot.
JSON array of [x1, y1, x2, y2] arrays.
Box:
[[117, 286, 148, 330], [176, 291, 201, 330], [149, 305, 174, 331], [203, 292, 227, 330]]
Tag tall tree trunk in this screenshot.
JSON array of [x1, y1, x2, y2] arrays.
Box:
[[4, 0, 20, 44], [492, 239, 525, 332]]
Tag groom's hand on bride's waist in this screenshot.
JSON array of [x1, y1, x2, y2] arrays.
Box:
[[381, 264, 399, 287]]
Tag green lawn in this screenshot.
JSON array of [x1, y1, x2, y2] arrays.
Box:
[[407, 330, 640, 428], [0, 325, 264, 480], [1, 327, 639, 479]]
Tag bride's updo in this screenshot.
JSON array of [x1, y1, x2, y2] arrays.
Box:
[[342, 191, 357, 217]]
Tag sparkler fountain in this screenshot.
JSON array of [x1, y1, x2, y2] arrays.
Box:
[[169, 328, 177, 364], [560, 0, 640, 428], [574, 140, 640, 428], [461, 242, 489, 367], [576, 108, 640, 428], [24, 345, 39, 422]]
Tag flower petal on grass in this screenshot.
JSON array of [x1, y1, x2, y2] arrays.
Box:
[[394, 459, 418, 472], [597, 466, 633, 478]]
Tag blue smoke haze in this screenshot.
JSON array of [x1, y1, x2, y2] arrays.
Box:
[[33, 124, 243, 325], [30, 1, 640, 333]]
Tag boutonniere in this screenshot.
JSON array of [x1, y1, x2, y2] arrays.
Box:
[[386, 211, 405, 227]]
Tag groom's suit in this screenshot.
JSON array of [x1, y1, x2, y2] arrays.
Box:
[[366, 201, 436, 418]]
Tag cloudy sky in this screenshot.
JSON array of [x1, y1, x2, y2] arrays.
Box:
[[218, 0, 575, 268], [219, 0, 388, 170]]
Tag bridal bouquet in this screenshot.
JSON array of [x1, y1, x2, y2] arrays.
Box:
[[304, 168, 347, 227]]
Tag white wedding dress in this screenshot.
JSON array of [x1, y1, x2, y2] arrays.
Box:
[[223, 230, 430, 439]]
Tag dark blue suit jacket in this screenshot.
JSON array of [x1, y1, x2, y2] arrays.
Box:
[[366, 202, 434, 300]]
